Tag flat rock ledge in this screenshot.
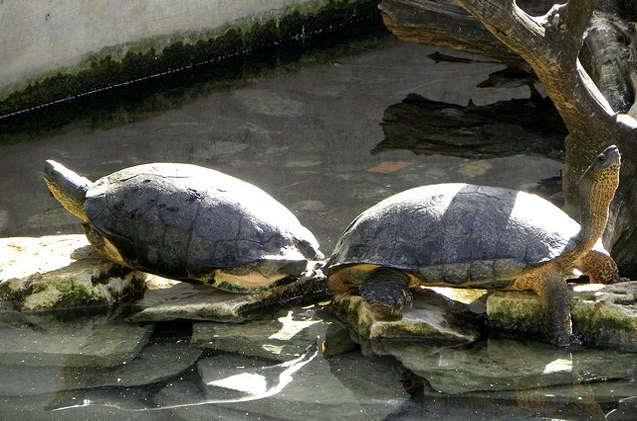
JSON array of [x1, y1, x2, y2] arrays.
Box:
[[0, 235, 146, 312], [128, 262, 329, 323], [332, 282, 637, 351]]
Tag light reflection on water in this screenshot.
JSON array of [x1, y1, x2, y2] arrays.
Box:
[[0, 35, 632, 420], [52, 343, 319, 412]]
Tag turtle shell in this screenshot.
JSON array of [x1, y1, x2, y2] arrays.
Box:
[[328, 183, 604, 288], [83, 163, 321, 283]]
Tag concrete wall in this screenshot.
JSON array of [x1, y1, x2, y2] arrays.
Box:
[[0, 0, 320, 95]]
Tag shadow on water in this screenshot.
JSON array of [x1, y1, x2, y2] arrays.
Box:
[[376, 90, 566, 160]]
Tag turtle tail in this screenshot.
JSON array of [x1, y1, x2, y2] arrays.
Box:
[[43, 160, 93, 221]]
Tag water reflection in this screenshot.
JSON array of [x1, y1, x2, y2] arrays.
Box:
[[51, 343, 319, 411]]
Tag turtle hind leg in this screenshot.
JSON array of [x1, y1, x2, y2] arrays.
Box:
[[359, 268, 412, 319]]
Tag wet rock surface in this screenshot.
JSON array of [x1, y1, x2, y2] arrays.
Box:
[[128, 264, 330, 323], [0, 299, 633, 419], [330, 288, 484, 345], [191, 306, 354, 362], [331, 282, 637, 352], [388, 339, 637, 394], [488, 282, 637, 351], [161, 346, 409, 421], [0, 235, 147, 312]]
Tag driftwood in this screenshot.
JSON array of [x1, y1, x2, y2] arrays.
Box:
[[380, 0, 637, 277]]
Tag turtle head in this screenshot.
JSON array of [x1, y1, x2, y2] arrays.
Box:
[[43, 160, 93, 221], [578, 145, 621, 240], [580, 145, 621, 197]]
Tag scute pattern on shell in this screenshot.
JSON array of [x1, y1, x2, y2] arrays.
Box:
[[83, 163, 320, 280], [328, 183, 599, 285]]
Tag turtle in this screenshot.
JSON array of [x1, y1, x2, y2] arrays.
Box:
[[327, 145, 621, 346], [43, 161, 323, 293]]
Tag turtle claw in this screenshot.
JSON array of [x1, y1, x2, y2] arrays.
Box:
[[359, 268, 412, 320]]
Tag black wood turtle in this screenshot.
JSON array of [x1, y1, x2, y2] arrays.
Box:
[[327, 145, 621, 346], [44, 161, 322, 293]]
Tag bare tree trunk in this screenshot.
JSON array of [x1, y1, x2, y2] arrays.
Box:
[[380, 0, 637, 276]]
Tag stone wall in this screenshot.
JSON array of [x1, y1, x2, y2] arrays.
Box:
[[0, 0, 381, 115]]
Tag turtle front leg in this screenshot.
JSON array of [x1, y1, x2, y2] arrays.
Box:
[[538, 277, 574, 347], [514, 268, 574, 346], [359, 268, 412, 319]]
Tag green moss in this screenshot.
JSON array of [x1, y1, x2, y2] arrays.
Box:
[[486, 292, 545, 333], [0, 0, 384, 119]]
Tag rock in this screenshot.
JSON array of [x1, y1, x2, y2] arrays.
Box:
[[165, 345, 409, 421], [154, 379, 207, 410], [58, 339, 203, 390], [191, 305, 355, 362], [607, 396, 637, 420], [0, 312, 153, 368], [488, 282, 637, 350], [386, 338, 637, 395], [330, 288, 483, 344], [128, 263, 329, 323], [45, 388, 165, 417], [0, 235, 147, 312]]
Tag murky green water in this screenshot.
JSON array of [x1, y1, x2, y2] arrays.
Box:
[[1, 35, 634, 420]]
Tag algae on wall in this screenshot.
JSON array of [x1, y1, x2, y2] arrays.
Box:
[[0, 0, 383, 117]]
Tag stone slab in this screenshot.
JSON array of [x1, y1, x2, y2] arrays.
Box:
[[0, 235, 146, 312], [191, 305, 355, 362], [386, 338, 637, 395], [128, 264, 330, 323], [0, 312, 153, 367]]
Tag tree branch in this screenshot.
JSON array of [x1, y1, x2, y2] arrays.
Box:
[[380, 0, 529, 70], [379, 0, 637, 275]]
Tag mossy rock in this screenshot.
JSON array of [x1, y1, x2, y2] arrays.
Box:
[[330, 289, 483, 344], [488, 283, 637, 351], [0, 235, 147, 312]]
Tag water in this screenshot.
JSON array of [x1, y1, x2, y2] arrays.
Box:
[[1, 35, 634, 420]]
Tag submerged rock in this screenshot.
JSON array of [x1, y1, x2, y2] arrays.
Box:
[[159, 345, 409, 420], [0, 313, 155, 396], [128, 264, 329, 323], [58, 339, 202, 391], [191, 305, 355, 362], [0, 312, 153, 368], [388, 339, 637, 395], [0, 235, 146, 312], [608, 396, 637, 420]]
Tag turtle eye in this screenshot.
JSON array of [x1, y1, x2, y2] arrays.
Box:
[[597, 154, 606, 163]]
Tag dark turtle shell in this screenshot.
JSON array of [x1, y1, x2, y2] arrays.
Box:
[[328, 183, 605, 288], [83, 163, 321, 284]]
